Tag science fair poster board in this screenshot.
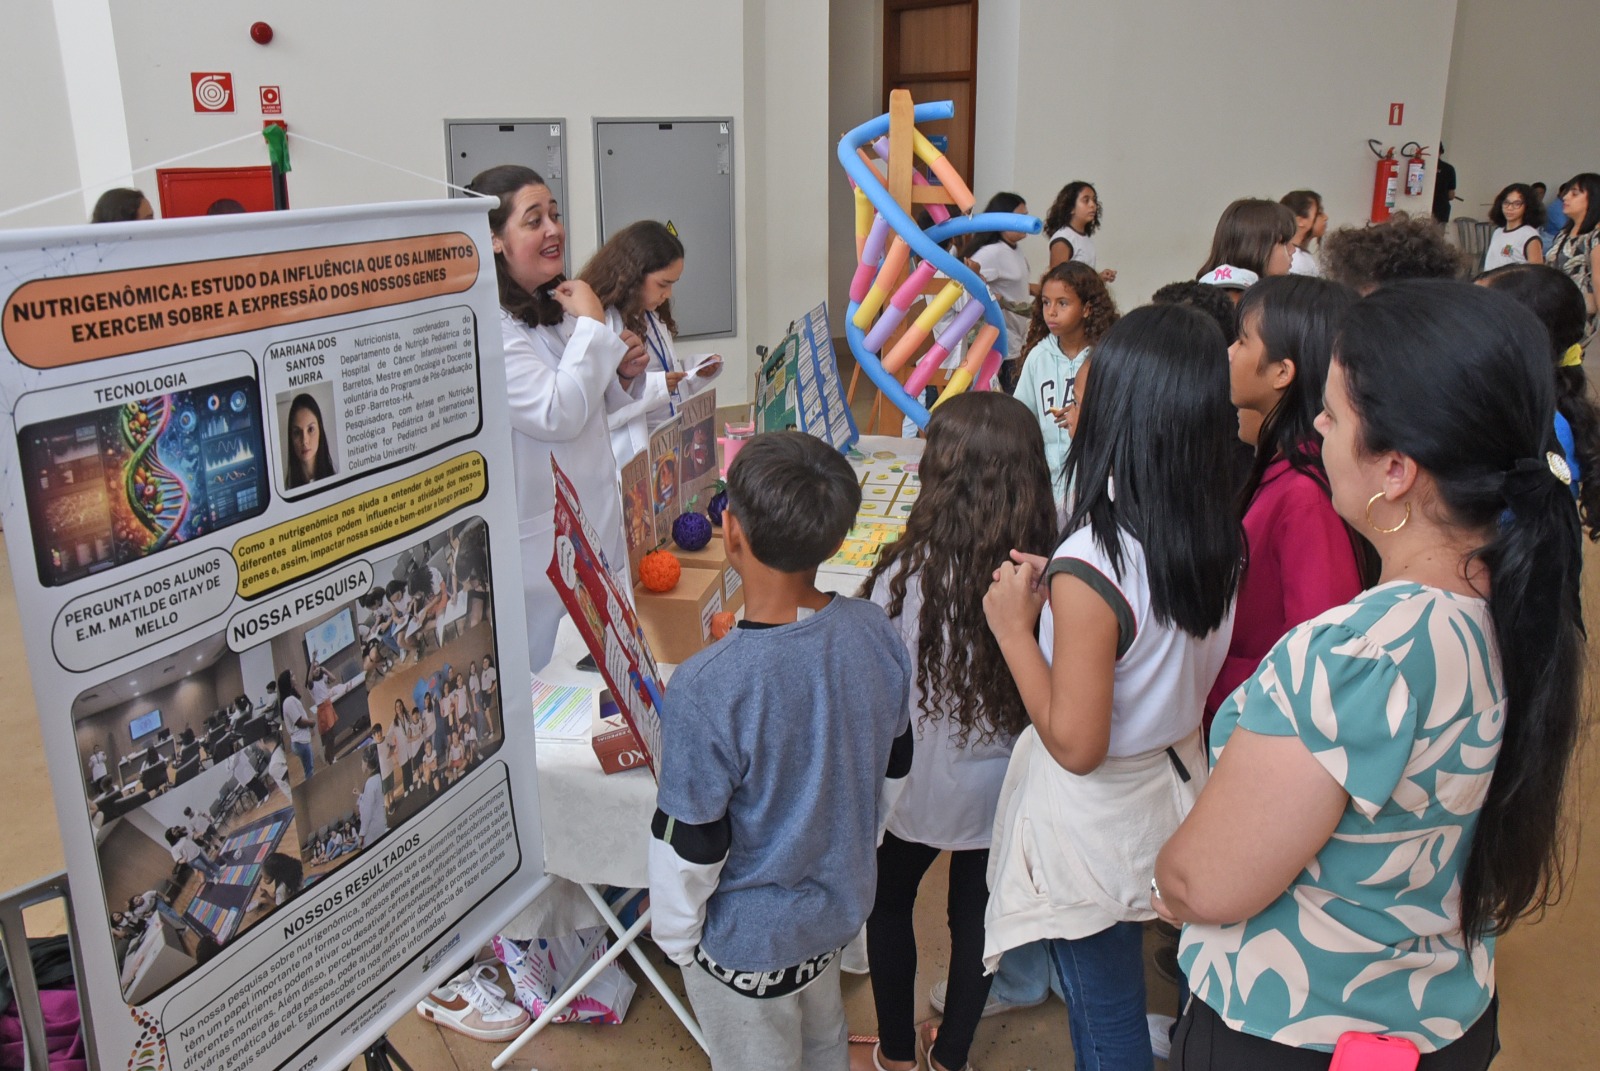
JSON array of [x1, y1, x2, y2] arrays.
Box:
[[0, 200, 543, 1071]]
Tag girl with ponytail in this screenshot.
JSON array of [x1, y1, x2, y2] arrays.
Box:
[[1155, 280, 1583, 1068]]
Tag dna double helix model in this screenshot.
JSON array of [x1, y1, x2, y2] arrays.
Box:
[[837, 95, 1041, 429], [120, 397, 191, 551]]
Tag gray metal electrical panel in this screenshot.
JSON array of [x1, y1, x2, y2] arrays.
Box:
[[595, 118, 735, 339], [444, 119, 569, 272]]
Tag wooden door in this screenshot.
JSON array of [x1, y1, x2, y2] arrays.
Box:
[[882, 0, 978, 189]]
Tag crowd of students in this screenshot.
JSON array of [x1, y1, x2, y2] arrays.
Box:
[[438, 158, 1600, 1071]]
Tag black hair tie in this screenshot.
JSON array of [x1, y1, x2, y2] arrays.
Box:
[[1501, 453, 1570, 511]]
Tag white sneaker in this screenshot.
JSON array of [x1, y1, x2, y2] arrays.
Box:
[[416, 963, 531, 1042], [1148, 1013, 1174, 1061], [929, 979, 1046, 1018]]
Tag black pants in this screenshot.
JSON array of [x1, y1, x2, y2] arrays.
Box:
[[1171, 994, 1499, 1071], [866, 832, 992, 1070]]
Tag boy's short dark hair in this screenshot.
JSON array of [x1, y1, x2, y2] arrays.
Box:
[[726, 432, 860, 573], [1151, 279, 1239, 344]]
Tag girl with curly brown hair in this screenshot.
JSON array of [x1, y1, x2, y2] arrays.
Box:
[[857, 391, 1058, 1071], [581, 221, 724, 465], [1015, 261, 1120, 500]]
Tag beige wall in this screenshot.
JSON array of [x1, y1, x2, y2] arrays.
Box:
[[0, 1, 83, 228], [973, 0, 1461, 310], [1443, 0, 1600, 222], [827, 0, 882, 331]]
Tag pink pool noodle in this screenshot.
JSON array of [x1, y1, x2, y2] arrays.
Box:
[[862, 261, 938, 352]]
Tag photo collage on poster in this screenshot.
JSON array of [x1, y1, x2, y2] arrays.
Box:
[[71, 516, 504, 1005]]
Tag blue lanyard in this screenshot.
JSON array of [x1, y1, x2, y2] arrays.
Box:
[[646, 316, 676, 416]]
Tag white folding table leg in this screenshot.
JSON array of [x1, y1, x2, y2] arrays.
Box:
[[578, 882, 707, 1053], [490, 907, 651, 1069]]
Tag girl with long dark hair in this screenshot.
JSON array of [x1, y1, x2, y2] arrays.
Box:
[[857, 392, 1058, 1071], [1156, 280, 1584, 1068], [1547, 173, 1600, 346], [465, 165, 650, 667], [1206, 274, 1373, 722], [1478, 262, 1600, 539], [962, 192, 1033, 389], [285, 393, 336, 488], [984, 304, 1243, 1069], [1280, 190, 1327, 277], [1197, 199, 1297, 286], [582, 221, 723, 465], [1043, 180, 1116, 282]]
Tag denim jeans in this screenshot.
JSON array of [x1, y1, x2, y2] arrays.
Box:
[[1048, 922, 1153, 1071], [191, 852, 224, 883], [988, 940, 1063, 1006], [291, 739, 314, 779]]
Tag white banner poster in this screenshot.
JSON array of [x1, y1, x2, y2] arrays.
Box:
[[0, 200, 544, 1070]]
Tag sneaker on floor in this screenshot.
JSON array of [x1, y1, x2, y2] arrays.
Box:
[[929, 979, 1046, 1018], [1148, 1013, 1174, 1060], [416, 963, 531, 1042]]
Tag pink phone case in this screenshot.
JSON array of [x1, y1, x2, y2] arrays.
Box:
[[1329, 1031, 1421, 1071]]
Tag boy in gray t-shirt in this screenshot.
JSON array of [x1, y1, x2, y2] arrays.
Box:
[[649, 432, 912, 1070]]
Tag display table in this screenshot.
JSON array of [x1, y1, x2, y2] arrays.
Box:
[[492, 619, 702, 1067], [494, 434, 922, 1065]]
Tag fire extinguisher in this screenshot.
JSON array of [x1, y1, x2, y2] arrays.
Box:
[[1403, 142, 1429, 197], [1369, 139, 1398, 223]]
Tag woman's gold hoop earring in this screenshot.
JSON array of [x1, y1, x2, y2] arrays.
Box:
[[1365, 491, 1409, 534]]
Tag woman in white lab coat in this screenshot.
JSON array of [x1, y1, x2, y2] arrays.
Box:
[[580, 221, 724, 466], [466, 166, 651, 669]]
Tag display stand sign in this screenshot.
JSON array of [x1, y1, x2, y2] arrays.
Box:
[[0, 200, 544, 1070], [753, 302, 858, 453], [546, 457, 663, 777]]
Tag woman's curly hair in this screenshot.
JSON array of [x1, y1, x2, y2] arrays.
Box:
[[580, 221, 684, 338], [859, 392, 1058, 744], [1043, 181, 1100, 237], [1021, 261, 1120, 358], [1322, 213, 1466, 291]]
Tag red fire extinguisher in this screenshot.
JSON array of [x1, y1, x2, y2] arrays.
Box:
[[1403, 142, 1429, 197], [1369, 140, 1398, 223]]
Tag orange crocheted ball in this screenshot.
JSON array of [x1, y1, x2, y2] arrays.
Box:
[[639, 549, 681, 593], [710, 611, 736, 639]]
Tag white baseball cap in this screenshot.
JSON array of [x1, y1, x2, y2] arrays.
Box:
[[1197, 265, 1260, 291]]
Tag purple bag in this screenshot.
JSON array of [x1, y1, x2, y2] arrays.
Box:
[[0, 989, 87, 1071]]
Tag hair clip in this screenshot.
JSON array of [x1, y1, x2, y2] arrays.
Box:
[[1560, 343, 1584, 368], [1548, 451, 1573, 486]]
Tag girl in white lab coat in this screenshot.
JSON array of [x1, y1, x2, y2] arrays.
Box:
[[583, 220, 724, 467], [466, 166, 652, 669]]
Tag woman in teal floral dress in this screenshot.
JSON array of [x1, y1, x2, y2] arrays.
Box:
[[1153, 280, 1585, 1069]]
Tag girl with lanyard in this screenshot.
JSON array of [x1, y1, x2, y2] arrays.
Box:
[[583, 221, 724, 467]]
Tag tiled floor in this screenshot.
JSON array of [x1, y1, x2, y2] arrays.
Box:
[[4, 370, 1599, 1068]]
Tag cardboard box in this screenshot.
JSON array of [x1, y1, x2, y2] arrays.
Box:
[[634, 563, 725, 664], [670, 535, 744, 615], [592, 717, 651, 775]]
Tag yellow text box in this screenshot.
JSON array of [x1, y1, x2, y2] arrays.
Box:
[[232, 452, 487, 598]]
